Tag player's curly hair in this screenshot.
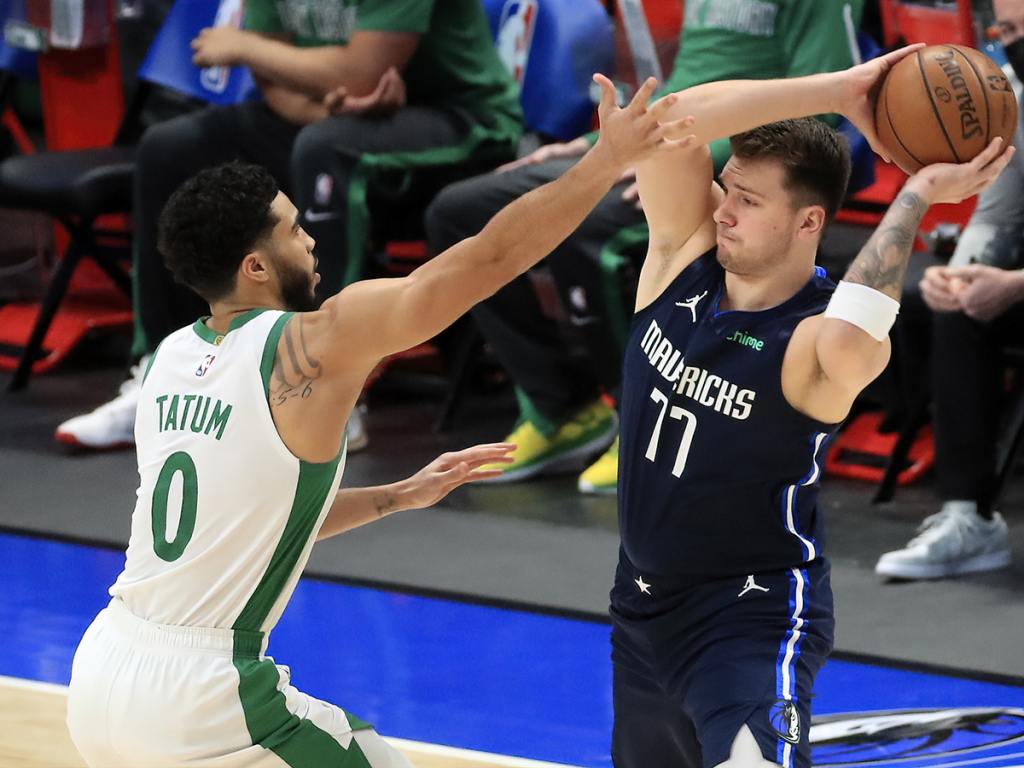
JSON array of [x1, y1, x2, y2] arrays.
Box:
[[158, 162, 279, 302], [730, 118, 851, 224]]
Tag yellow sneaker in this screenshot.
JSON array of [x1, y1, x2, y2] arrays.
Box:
[[578, 437, 618, 495], [480, 400, 617, 483]]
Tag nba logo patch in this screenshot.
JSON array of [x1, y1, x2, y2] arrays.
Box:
[[496, 0, 537, 86], [569, 286, 588, 312], [314, 173, 333, 207], [199, 0, 243, 94], [196, 355, 216, 378], [769, 699, 801, 744]]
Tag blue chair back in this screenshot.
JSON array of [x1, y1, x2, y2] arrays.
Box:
[[483, 0, 613, 140], [138, 0, 257, 106], [0, 0, 38, 78]]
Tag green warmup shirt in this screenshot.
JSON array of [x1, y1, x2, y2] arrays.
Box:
[[591, 0, 864, 168], [244, 0, 523, 140]]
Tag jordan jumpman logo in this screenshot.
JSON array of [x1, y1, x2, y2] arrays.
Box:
[[675, 290, 708, 322], [738, 575, 770, 598]]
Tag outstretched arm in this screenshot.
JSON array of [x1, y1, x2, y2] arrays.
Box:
[[316, 444, 514, 540], [308, 76, 693, 377], [656, 45, 922, 160], [634, 46, 924, 307]]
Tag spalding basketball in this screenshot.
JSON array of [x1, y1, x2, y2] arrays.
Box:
[[875, 44, 1017, 173]]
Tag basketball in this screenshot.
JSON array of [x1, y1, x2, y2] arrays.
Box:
[[874, 44, 1017, 173]]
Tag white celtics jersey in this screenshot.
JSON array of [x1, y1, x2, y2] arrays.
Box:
[[111, 309, 346, 635]]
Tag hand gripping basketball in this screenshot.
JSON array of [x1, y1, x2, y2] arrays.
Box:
[[906, 135, 1016, 205], [840, 44, 926, 164], [874, 44, 1018, 174]]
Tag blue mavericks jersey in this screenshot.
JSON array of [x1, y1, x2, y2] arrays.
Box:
[[618, 250, 838, 579]]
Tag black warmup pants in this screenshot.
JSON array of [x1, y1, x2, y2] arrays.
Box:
[[424, 156, 646, 425], [932, 304, 1024, 506]]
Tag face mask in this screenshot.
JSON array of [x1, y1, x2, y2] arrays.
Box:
[[1002, 37, 1024, 84]]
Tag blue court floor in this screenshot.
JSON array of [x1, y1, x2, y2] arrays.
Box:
[[3, 531, 1023, 768]]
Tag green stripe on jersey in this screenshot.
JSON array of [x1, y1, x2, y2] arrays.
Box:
[[233, 455, 339, 633], [261, 312, 295, 400], [142, 340, 164, 384]]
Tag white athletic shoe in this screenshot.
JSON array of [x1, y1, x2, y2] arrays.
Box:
[[345, 403, 368, 453], [875, 500, 1012, 580], [54, 357, 147, 450]]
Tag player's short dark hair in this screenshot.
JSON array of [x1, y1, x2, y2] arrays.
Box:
[[158, 162, 279, 302], [729, 118, 851, 223]]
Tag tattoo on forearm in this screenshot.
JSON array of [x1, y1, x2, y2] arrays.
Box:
[[270, 315, 323, 407], [373, 492, 396, 518], [844, 190, 928, 297]]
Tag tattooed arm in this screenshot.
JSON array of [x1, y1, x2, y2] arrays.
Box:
[[268, 313, 322, 409], [805, 187, 928, 399], [783, 138, 1015, 423], [842, 190, 929, 300]]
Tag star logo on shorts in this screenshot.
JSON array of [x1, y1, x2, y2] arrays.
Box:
[[634, 575, 652, 595]]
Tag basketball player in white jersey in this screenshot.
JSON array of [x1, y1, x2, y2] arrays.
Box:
[[65, 78, 694, 767]]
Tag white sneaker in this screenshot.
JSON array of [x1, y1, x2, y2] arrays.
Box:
[[876, 500, 1012, 579], [345, 403, 368, 453], [54, 357, 147, 450]]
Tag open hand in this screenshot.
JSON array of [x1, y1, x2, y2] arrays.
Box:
[[401, 443, 515, 510], [323, 66, 406, 116], [592, 74, 696, 168], [191, 26, 249, 68], [839, 44, 925, 163]]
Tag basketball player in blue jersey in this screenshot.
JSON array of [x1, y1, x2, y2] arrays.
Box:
[[608, 51, 1016, 768]]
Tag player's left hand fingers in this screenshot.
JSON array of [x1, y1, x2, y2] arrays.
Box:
[[875, 43, 926, 72], [627, 77, 658, 114], [437, 443, 515, 469], [981, 144, 1016, 178], [656, 115, 696, 142], [593, 73, 617, 119], [969, 137, 1005, 170], [863, 131, 892, 164], [647, 92, 677, 121], [465, 469, 506, 482]]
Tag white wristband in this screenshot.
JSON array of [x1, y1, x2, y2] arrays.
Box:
[[824, 280, 900, 341]]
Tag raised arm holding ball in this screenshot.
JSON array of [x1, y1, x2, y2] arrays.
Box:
[[609, 47, 1014, 768]]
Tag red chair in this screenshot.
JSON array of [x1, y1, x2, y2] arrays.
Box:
[[0, 0, 258, 390]]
